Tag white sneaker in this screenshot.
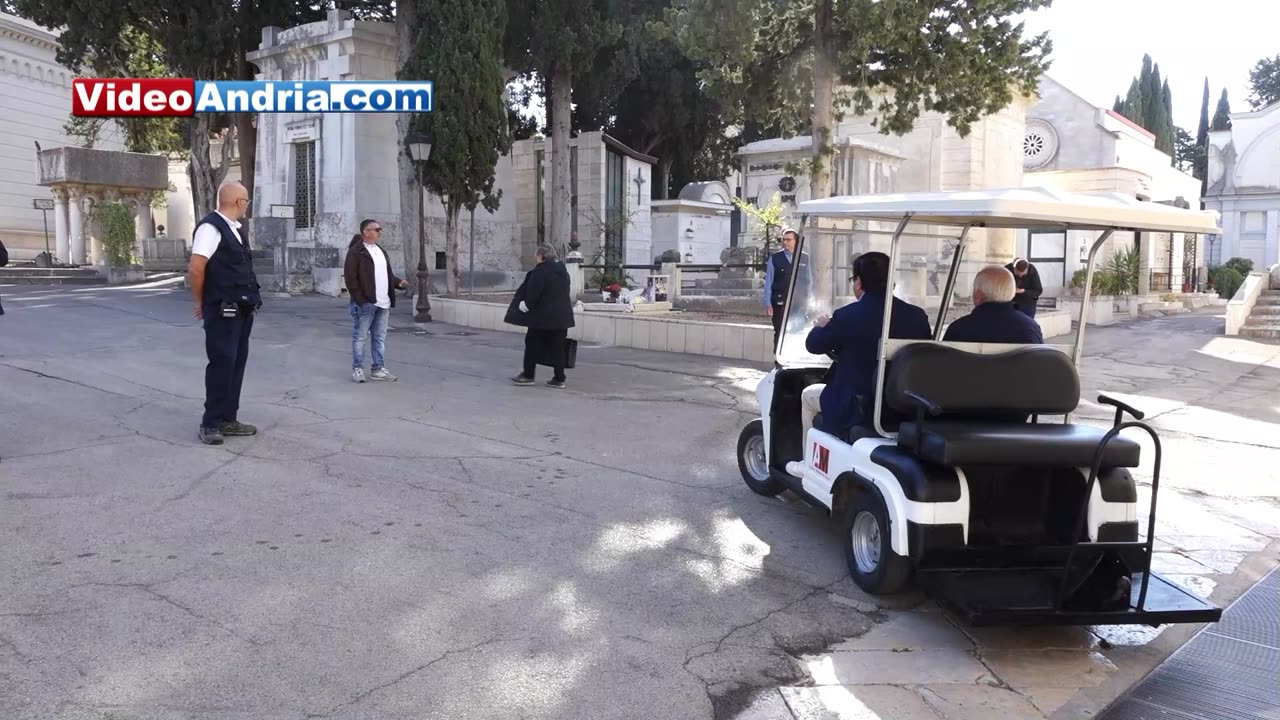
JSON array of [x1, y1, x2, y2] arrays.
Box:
[[785, 461, 805, 477], [352, 368, 366, 383]]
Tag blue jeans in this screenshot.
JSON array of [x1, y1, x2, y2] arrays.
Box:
[[350, 302, 389, 369]]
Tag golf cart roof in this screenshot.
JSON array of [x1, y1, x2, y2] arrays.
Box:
[[797, 187, 1222, 235]]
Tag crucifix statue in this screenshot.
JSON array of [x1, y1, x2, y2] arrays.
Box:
[[633, 167, 646, 205]]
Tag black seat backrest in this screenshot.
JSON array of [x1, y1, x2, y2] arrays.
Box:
[[885, 343, 1080, 418]]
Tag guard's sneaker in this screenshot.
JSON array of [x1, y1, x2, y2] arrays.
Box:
[[352, 367, 366, 383], [785, 461, 805, 477], [198, 425, 224, 445], [221, 421, 257, 436], [511, 374, 535, 385], [547, 378, 566, 389], [370, 367, 397, 381]]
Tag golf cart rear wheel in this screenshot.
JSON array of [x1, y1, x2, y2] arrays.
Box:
[[843, 485, 911, 594], [737, 420, 784, 497]]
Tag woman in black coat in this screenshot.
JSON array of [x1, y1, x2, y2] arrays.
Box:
[[508, 244, 575, 388]]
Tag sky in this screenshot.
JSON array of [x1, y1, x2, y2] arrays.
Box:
[[1019, 0, 1280, 130]]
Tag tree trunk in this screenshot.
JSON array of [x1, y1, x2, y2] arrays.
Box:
[[548, 68, 573, 258], [808, 0, 836, 305], [810, 0, 835, 201], [395, 0, 421, 294], [188, 115, 232, 217], [235, 49, 257, 217], [446, 201, 461, 297], [658, 157, 672, 200]]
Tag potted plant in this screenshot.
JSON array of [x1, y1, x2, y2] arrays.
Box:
[[93, 201, 144, 284]]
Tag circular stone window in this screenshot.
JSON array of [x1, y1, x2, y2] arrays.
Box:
[[1023, 119, 1059, 170]]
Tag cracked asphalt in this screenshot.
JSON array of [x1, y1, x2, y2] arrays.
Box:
[[2, 283, 1278, 720]]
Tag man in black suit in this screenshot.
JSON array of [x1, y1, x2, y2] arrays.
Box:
[[1005, 258, 1043, 318]]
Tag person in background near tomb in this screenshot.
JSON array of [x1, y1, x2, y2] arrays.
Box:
[[1005, 258, 1043, 318], [187, 181, 261, 446], [762, 228, 811, 351], [943, 265, 1044, 344], [344, 218, 409, 384]]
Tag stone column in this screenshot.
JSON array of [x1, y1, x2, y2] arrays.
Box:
[[88, 191, 109, 266], [132, 192, 152, 265], [52, 187, 70, 263], [1265, 211, 1279, 269], [67, 186, 86, 266]]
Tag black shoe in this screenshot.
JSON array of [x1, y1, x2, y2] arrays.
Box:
[[221, 421, 258, 436], [512, 375, 535, 385], [547, 379, 566, 389], [198, 426, 224, 445]]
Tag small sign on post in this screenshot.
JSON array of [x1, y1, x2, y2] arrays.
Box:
[[32, 197, 54, 256]]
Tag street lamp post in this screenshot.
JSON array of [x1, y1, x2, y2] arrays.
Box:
[[407, 131, 433, 322]]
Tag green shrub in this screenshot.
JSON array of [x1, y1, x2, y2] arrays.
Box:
[[1211, 266, 1244, 300], [1069, 267, 1116, 296], [1105, 246, 1139, 295], [1223, 257, 1254, 276], [91, 202, 137, 267]]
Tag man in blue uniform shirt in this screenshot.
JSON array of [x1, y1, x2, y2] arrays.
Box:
[[762, 228, 811, 350], [799, 252, 931, 443], [944, 265, 1044, 344]]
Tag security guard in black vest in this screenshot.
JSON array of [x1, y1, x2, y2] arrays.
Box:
[[762, 228, 811, 350], [187, 181, 262, 445]]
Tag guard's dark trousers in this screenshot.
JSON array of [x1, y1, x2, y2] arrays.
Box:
[[202, 305, 254, 429], [523, 328, 567, 382], [770, 302, 785, 348]]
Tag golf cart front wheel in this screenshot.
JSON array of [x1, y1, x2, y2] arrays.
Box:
[[843, 485, 912, 594], [737, 420, 785, 497]]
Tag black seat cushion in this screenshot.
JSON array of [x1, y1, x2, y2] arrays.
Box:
[[886, 343, 1080, 418], [898, 421, 1141, 468]]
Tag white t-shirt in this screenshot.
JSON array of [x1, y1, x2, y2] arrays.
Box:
[[191, 211, 243, 258], [366, 243, 391, 308]]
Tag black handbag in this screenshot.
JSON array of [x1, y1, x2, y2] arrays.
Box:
[[538, 337, 577, 369], [504, 281, 529, 327]]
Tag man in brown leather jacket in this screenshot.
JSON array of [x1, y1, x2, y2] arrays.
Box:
[[344, 219, 407, 383]]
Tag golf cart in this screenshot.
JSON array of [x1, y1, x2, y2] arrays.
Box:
[[737, 188, 1224, 627]]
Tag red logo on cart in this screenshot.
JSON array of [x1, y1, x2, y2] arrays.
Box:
[[812, 443, 830, 474]]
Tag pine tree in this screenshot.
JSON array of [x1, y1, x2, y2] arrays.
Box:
[[669, 0, 1052, 200], [1212, 89, 1232, 131]]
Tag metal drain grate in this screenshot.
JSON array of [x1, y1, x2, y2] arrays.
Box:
[[1097, 568, 1280, 720]]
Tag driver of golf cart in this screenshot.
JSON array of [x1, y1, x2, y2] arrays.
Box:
[[798, 251, 930, 443]]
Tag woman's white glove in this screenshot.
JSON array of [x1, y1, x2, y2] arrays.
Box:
[[518, 301, 529, 312]]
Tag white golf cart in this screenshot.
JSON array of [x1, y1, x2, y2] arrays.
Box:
[[737, 188, 1224, 627]]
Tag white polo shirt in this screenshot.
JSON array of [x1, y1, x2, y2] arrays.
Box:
[[191, 211, 243, 258], [366, 243, 391, 308]]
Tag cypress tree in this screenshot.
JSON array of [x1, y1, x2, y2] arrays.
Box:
[[1114, 96, 1125, 113], [1159, 78, 1175, 157], [1212, 88, 1232, 131], [1124, 78, 1143, 122], [1195, 78, 1210, 188], [1140, 55, 1156, 123]]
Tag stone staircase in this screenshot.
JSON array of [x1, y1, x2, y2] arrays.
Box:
[[1242, 290, 1280, 339], [0, 266, 106, 286], [676, 276, 764, 314]]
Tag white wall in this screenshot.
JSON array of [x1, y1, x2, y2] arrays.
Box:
[[0, 13, 125, 257], [623, 154, 653, 266]]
